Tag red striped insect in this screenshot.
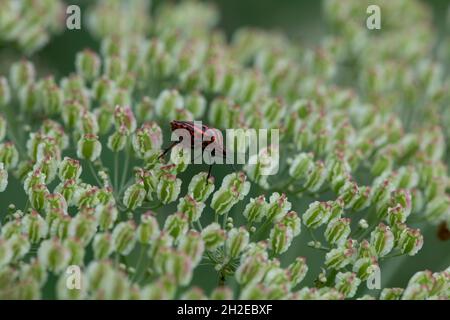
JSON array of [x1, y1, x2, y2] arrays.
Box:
[[159, 120, 233, 179]]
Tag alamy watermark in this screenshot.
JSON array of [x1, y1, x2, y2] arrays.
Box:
[[366, 5, 381, 30]]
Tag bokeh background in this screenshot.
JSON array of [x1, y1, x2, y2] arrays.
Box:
[[0, 0, 449, 298]]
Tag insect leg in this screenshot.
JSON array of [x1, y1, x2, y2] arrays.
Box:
[[158, 141, 180, 160], [207, 164, 213, 181]]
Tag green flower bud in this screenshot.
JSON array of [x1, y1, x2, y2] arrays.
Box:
[[77, 134, 102, 161], [303, 160, 327, 193], [58, 157, 81, 181], [38, 238, 70, 273], [107, 126, 128, 152], [0, 162, 8, 192], [85, 260, 113, 293], [0, 142, 19, 169], [67, 210, 96, 246], [114, 105, 136, 133], [10, 60, 35, 89], [239, 283, 268, 299], [61, 100, 83, 129], [349, 186, 372, 212], [29, 183, 49, 211], [20, 258, 47, 287], [325, 218, 351, 246], [288, 152, 314, 179], [398, 227, 423, 256], [110, 88, 131, 107], [123, 180, 146, 210], [180, 286, 207, 300], [137, 212, 160, 244], [76, 49, 101, 81], [425, 195, 450, 222], [19, 83, 40, 112], [157, 173, 182, 204], [94, 103, 114, 135], [208, 97, 235, 128], [132, 122, 163, 158], [210, 286, 233, 300], [76, 186, 100, 208], [9, 234, 31, 262], [165, 251, 193, 286], [266, 192, 291, 223], [95, 203, 119, 231], [269, 223, 294, 255], [177, 195, 205, 223], [187, 172, 215, 202], [370, 223, 394, 257], [245, 146, 279, 189], [185, 92, 206, 118], [243, 195, 267, 224], [21, 210, 48, 244], [135, 96, 154, 122], [148, 232, 173, 259], [429, 270, 450, 297], [1, 217, 22, 239], [394, 166, 419, 189], [280, 211, 301, 237], [353, 257, 379, 281], [325, 241, 357, 270], [0, 116, 7, 143], [47, 210, 71, 240], [386, 204, 410, 226], [140, 276, 176, 300], [164, 212, 189, 241], [338, 179, 360, 208], [56, 270, 87, 300], [235, 254, 268, 287], [64, 237, 85, 265], [371, 177, 394, 208], [178, 230, 204, 266], [334, 272, 361, 298], [40, 79, 64, 115], [226, 227, 249, 259], [112, 221, 137, 255], [380, 288, 404, 300], [104, 55, 126, 81], [92, 77, 114, 102], [135, 168, 159, 201], [0, 238, 12, 268], [168, 144, 190, 173], [155, 89, 183, 119], [0, 77, 11, 107], [288, 257, 308, 287], [93, 232, 113, 259], [211, 188, 239, 216], [264, 264, 290, 288], [371, 152, 393, 177], [54, 179, 77, 206], [401, 284, 429, 300], [303, 201, 331, 229], [201, 222, 226, 251]]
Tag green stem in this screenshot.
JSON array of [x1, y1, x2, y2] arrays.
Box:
[[114, 152, 119, 191], [120, 145, 130, 191], [132, 244, 147, 283], [88, 161, 103, 187]]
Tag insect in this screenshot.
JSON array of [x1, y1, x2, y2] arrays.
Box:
[[159, 120, 233, 180]]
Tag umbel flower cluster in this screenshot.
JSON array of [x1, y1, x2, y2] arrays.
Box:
[[0, 0, 449, 299]]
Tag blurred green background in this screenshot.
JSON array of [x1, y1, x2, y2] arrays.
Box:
[[0, 0, 449, 298]]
